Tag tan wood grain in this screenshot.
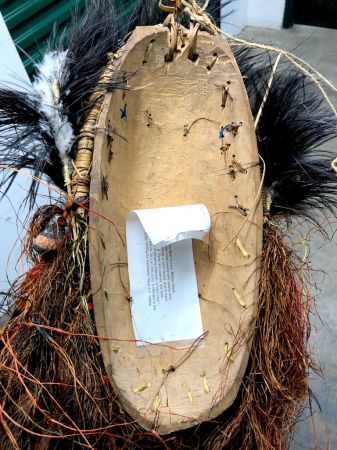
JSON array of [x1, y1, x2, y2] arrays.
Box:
[[89, 25, 262, 434]]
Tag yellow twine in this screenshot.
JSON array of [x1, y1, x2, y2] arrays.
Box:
[[232, 288, 247, 308]]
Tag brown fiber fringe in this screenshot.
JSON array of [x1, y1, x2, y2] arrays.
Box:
[[0, 206, 164, 449], [0, 208, 314, 449], [205, 220, 314, 449]]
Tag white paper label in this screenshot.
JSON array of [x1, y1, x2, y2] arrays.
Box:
[[126, 205, 210, 345]]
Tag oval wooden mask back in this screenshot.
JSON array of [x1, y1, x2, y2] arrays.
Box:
[[89, 25, 262, 434]]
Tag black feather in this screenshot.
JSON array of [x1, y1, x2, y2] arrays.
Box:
[[2, 0, 336, 220], [0, 0, 162, 205], [58, 0, 228, 133], [0, 89, 64, 207], [0, 0, 230, 207], [234, 46, 337, 220], [59, 0, 163, 134]]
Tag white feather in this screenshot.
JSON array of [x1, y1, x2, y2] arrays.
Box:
[[33, 51, 74, 163]]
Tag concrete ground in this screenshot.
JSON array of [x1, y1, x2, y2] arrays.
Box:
[[239, 24, 337, 449]]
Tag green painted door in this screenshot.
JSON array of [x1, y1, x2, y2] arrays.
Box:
[[0, 0, 86, 75]]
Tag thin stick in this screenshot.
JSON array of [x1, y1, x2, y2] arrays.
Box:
[[223, 36, 337, 119], [255, 53, 281, 128], [222, 155, 266, 251]]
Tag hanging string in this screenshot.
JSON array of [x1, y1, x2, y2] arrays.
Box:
[[254, 53, 282, 128]]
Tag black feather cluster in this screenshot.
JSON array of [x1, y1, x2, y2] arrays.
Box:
[[234, 46, 337, 220], [0, 0, 162, 206], [0, 89, 64, 206], [1, 0, 336, 222], [59, 0, 163, 135]]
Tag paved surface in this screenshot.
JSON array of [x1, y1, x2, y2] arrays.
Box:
[[239, 25, 337, 449]]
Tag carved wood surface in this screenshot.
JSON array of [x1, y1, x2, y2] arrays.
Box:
[[89, 25, 262, 434]]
